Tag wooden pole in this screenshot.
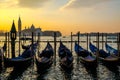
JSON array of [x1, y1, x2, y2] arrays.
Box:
[[77, 32, 80, 64], [118, 33, 120, 57], [97, 32, 99, 61], [37, 33, 40, 57], [31, 32, 34, 54], [102, 33, 104, 50], [78, 32, 80, 46], [105, 33, 107, 44], [54, 32, 56, 66], [89, 33, 91, 43], [18, 32, 21, 56], [5, 32, 7, 57], [71, 32, 73, 53], [86, 33, 89, 51], [23, 33, 25, 44], [25, 34, 26, 43], [31, 32, 34, 79], [8, 32, 10, 58]]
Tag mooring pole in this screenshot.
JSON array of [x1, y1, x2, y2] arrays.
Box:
[[31, 32, 34, 79], [23, 33, 25, 44], [37, 33, 40, 57], [71, 32, 73, 54], [25, 34, 26, 43], [8, 32, 10, 58], [5, 32, 7, 57], [86, 33, 89, 51], [105, 33, 107, 44], [54, 32, 57, 66], [31, 32, 34, 55], [97, 32, 99, 62], [102, 33, 104, 50], [18, 31, 21, 56], [118, 33, 120, 57], [89, 33, 91, 44], [77, 32, 80, 64]]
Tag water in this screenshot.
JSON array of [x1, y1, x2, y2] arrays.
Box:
[[0, 36, 120, 80]]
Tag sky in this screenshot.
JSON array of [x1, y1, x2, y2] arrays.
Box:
[[0, 0, 120, 35]]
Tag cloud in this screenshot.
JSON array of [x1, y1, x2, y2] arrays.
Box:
[[62, 0, 111, 9], [0, 0, 18, 8], [0, 0, 51, 8], [17, 0, 50, 8]]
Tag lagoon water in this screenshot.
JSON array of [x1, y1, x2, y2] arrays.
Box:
[[0, 36, 120, 80]]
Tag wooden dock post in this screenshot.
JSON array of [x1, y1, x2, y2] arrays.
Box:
[[96, 32, 99, 62], [8, 32, 10, 58], [105, 33, 107, 44], [31, 32, 34, 54], [54, 32, 57, 66], [102, 33, 104, 50], [118, 33, 120, 57], [77, 32, 80, 64], [37, 33, 40, 57], [86, 33, 89, 51], [71, 32, 73, 54], [89, 33, 91, 44], [5, 32, 7, 57], [18, 31, 21, 56]]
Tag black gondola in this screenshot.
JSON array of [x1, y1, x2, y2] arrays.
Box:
[[105, 43, 118, 56], [89, 42, 119, 64], [74, 42, 97, 66], [4, 42, 38, 68], [58, 41, 73, 71], [36, 42, 54, 73]]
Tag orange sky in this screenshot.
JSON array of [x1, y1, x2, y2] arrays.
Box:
[[0, 0, 120, 35]]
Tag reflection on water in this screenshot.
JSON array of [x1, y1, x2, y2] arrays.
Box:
[[0, 55, 120, 80], [83, 64, 98, 80]]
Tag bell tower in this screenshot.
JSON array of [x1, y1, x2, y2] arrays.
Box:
[[18, 16, 21, 33]]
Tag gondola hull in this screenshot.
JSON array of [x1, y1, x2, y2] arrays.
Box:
[[36, 42, 54, 73], [75, 43, 97, 67], [89, 42, 119, 65], [59, 57, 73, 71], [36, 57, 53, 73], [4, 57, 33, 68], [58, 41, 73, 72], [3, 42, 38, 68]]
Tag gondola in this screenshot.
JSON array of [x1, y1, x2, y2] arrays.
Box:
[[36, 42, 54, 73], [58, 41, 73, 71], [4, 42, 38, 68], [105, 43, 118, 56], [74, 42, 97, 66], [89, 42, 119, 64]]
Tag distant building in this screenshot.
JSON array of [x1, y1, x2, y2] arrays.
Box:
[[18, 16, 21, 33], [21, 24, 42, 36], [16, 17, 62, 37], [42, 31, 62, 37]]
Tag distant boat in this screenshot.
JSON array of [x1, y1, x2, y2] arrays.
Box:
[[62, 36, 66, 38], [36, 42, 54, 73], [58, 41, 73, 71]]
